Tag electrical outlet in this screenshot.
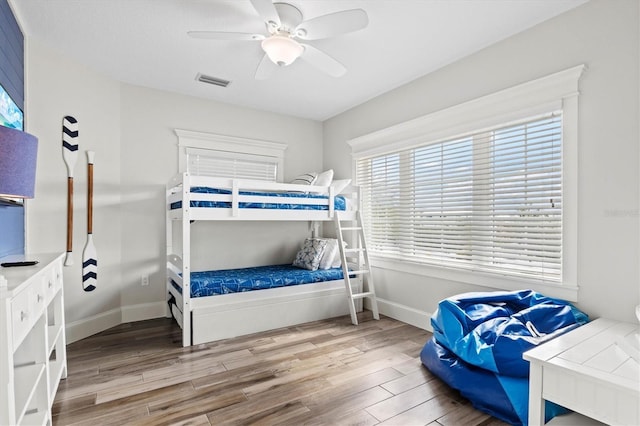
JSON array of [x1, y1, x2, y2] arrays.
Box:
[[141, 275, 149, 286]]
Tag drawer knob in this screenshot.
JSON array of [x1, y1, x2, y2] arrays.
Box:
[[48, 281, 53, 288], [21, 311, 28, 322], [37, 294, 43, 303]]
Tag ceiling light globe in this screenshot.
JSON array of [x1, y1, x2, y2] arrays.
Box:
[[261, 35, 304, 67]]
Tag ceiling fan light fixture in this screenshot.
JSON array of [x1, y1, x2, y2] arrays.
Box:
[[261, 35, 303, 66]]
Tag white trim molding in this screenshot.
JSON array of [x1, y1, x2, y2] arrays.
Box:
[[348, 65, 585, 157]]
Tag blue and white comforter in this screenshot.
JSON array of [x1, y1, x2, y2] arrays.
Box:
[[174, 264, 346, 297], [171, 187, 347, 211]]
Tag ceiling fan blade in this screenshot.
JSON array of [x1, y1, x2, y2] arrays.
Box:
[[188, 31, 265, 41], [300, 44, 346, 77], [255, 53, 278, 80], [296, 9, 368, 40], [250, 0, 281, 28]]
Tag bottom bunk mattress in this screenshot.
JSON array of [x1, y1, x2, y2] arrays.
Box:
[[173, 264, 348, 297]]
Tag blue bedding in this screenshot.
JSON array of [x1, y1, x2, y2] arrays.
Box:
[[174, 264, 347, 298], [171, 187, 347, 211]]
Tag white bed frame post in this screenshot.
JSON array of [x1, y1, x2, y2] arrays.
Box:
[[165, 183, 173, 319], [181, 172, 192, 346], [311, 221, 320, 238]]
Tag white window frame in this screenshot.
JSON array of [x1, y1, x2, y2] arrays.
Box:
[[175, 129, 287, 181], [348, 65, 585, 301]]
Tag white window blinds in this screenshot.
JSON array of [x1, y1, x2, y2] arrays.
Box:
[[186, 149, 278, 181], [356, 113, 562, 282], [176, 129, 287, 182]]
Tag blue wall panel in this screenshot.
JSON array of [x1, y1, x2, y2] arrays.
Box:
[[0, 0, 23, 109], [0, 0, 24, 259]]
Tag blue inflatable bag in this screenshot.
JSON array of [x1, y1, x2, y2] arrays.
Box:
[[420, 338, 568, 425], [431, 290, 588, 377]]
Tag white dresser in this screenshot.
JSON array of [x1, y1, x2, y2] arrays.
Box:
[[0, 253, 67, 426]]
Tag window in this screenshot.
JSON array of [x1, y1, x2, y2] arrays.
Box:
[[348, 65, 584, 299], [357, 113, 562, 282], [175, 129, 287, 182], [186, 148, 278, 181]]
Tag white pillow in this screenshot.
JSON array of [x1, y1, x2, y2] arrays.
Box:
[[292, 238, 327, 271], [331, 241, 347, 268], [318, 238, 338, 269], [316, 238, 348, 269], [330, 179, 351, 195], [314, 169, 334, 187], [290, 172, 317, 186]]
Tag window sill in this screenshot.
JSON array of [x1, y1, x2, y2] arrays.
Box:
[[370, 255, 579, 302]]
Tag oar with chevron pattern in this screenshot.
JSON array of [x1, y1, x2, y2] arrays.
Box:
[[62, 116, 78, 266], [82, 151, 97, 291]]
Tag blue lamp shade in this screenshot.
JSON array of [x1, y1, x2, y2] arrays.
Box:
[[0, 125, 38, 199]]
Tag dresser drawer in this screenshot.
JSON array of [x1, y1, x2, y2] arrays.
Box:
[[10, 278, 47, 349], [32, 278, 47, 321], [44, 261, 63, 303], [11, 287, 33, 349]]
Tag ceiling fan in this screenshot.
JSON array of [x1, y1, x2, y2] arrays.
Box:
[[188, 0, 368, 79]]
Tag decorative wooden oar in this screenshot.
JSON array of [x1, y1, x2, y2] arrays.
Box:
[[62, 116, 78, 266], [82, 151, 97, 291]]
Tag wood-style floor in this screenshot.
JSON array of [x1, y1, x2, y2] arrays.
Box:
[[52, 313, 508, 426]]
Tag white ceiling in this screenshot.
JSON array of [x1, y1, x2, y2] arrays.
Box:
[[11, 0, 586, 121]]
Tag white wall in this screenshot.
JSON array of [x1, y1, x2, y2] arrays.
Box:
[[24, 39, 324, 341], [324, 0, 640, 326], [25, 38, 123, 340], [118, 83, 323, 313]]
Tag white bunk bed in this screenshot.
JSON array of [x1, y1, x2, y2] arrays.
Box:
[[166, 172, 362, 347]]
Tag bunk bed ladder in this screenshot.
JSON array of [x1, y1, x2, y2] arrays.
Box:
[[335, 210, 380, 325]]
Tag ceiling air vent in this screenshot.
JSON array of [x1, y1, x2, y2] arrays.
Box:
[[196, 73, 230, 88]]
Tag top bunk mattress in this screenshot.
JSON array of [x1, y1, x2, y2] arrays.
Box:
[[177, 264, 347, 297], [170, 187, 347, 211]]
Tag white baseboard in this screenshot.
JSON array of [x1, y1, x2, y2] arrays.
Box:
[[375, 297, 433, 332], [66, 308, 121, 344], [65, 301, 168, 344], [121, 301, 167, 323], [66, 299, 428, 344]]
